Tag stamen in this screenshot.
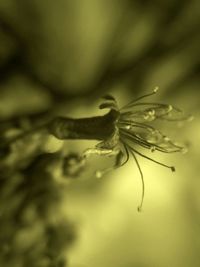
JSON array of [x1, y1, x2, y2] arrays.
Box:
[[160, 115, 192, 122], [120, 88, 159, 111], [119, 121, 184, 153], [126, 143, 176, 172], [95, 146, 130, 178], [119, 120, 157, 134], [171, 166, 176, 172], [120, 128, 174, 153], [121, 142, 130, 166], [120, 129, 153, 150], [124, 103, 177, 110], [127, 146, 145, 212], [120, 103, 181, 121]]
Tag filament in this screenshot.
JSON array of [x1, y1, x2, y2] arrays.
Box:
[[95, 147, 130, 178], [118, 120, 157, 134], [120, 128, 174, 153], [120, 88, 159, 111], [120, 143, 130, 167], [119, 125, 183, 153], [125, 142, 175, 172], [122, 142, 145, 212], [120, 129, 152, 150]]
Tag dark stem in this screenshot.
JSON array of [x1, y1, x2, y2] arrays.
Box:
[[48, 109, 119, 141]]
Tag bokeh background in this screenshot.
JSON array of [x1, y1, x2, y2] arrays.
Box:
[[0, 1, 199, 267]]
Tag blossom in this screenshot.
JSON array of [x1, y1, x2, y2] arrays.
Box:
[[98, 88, 193, 211]]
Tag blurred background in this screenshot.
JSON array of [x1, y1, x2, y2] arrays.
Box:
[[0, 0, 199, 267]]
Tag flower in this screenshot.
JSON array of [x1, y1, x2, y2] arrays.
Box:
[[98, 87, 193, 211], [117, 87, 192, 156]]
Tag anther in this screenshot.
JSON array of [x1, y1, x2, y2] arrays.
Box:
[[125, 125, 131, 130], [171, 166, 175, 172], [137, 206, 143, 212], [181, 147, 188, 154], [163, 136, 170, 142], [168, 105, 173, 112], [153, 86, 159, 93], [149, 109, 155, 116], [144, 113, 155, 121]]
